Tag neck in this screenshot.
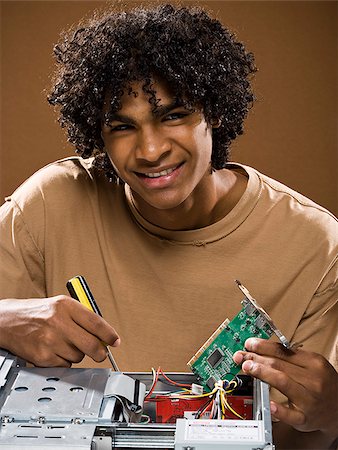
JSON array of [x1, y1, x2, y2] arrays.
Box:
[[130, 169, 248, 231]]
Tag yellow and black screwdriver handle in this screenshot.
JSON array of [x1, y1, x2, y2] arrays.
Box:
[[66, 275, 120, 372]]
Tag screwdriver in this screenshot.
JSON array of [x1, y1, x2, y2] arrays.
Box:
[[66, 275, 120, 371]]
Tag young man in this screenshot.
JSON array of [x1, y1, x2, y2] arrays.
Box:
[[0, 4, 337, 448]]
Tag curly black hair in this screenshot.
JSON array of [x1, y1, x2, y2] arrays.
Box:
[[48, 3, 256, 181]]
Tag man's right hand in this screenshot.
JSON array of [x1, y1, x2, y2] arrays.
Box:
[[0, 296, 120, 367]]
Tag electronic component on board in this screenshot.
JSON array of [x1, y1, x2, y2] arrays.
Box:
[[188, 280, 296, 391]]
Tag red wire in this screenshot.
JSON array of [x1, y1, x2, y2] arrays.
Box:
[[198, 400, 213, 418], [144, 367, 192, 402], [159, 368, 192, 388], [144, 367, 160, 400]]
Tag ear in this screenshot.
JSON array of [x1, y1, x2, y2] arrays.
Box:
[[211, 118, 221, 128]]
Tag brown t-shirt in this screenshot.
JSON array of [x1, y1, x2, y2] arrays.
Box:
[[0, 157, 337, 374]]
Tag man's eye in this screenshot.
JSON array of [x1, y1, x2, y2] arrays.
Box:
[[164, 112, 189, 121], [109, 124, 132, 132]]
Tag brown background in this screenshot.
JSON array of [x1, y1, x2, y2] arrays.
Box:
[[1, 1, 337, 214]]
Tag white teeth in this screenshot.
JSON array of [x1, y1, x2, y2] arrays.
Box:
[[145, 167, 175, 178]]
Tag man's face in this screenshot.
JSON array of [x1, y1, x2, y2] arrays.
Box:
[[101, 79, 213, 218]]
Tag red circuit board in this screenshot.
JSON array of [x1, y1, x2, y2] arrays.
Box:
[[155, 395, 253, 423]]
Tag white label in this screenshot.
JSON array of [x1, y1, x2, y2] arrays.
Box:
[[185, 420, 262, 442]]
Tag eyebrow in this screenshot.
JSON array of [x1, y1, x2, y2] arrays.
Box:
[[106, 99, 189, 124], [153, 99, 188, 118], [107, 113, 136, 125]]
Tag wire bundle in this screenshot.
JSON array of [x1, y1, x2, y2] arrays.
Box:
[[144, 367, 244, 420]]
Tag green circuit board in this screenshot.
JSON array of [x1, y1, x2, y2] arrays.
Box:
[[187, 298, 274, 391]]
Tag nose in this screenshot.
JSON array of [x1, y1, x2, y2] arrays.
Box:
[[135, 125, 171, 163]]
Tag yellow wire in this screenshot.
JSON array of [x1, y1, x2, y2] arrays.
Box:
[[173, 393, 212, 399], [224, 379, 238, 393], [147, 371, 244, 420], [223, 396, 244, 420], [174, 386, 218, 399]]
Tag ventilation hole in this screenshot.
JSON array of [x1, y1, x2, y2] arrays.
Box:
[[42, 387, 56, 392], [46, 377, 59, 382], [14, 386, 28, 392], [37, 397, 52, 403], [70, 387, 83, 392], [16, 435, 38, 438]]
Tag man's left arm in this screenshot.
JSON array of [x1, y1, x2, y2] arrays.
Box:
[[233, 259, 338, 449]]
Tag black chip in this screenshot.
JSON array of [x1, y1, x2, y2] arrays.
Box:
[[207, 348, 223, 368], [206, 376, 217, 390]]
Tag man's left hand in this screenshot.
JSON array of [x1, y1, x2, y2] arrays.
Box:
[[233, 338, 338, 442]]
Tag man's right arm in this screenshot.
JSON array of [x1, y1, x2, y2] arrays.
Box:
[[0, 165, 122, 366], [0, 296, 120, 367]]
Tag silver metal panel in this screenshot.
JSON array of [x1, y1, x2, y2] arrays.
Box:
[[0, 422, 96, 449], [1, 367, 110, 422], [254, 379, 274, 449], [0, 351, 17, 390], [92, 435, 113, 450], [105, 423, 176, 448]]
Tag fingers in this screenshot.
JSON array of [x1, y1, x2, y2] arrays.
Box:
[[243, 338, 309, 366], [64, 322, 109, 362], [234, 338, 335, 396], [270, 401, 307, 430], [67, 297, 120, 347], [0, 296, 120, 367], [52, 298, 120, 362], [30, 321, 109, 366], [54, 341, 85, 365], [233, 337, 338, 438], [32, 354, 72, 368], [26, 343, 77, 368], [241, 357, 309, 407], [233, 350, 313, 388]]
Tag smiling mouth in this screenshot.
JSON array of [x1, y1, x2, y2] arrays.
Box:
[[136, 163, 183, 178]]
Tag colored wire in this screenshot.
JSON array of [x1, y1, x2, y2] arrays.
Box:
[[223, 396, 244, 420], [195, 397, 213, 419], [172, 385, 218, 399], [140, 414, 151, 424], [219, 385, 244, 420], [143, 367, 244, 420], [144, 367, 159, 400], [158, 368, 192, 388]]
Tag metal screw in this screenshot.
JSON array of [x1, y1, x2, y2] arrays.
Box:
[[72, 418, 84, 424], [1, 416, 13, 424]]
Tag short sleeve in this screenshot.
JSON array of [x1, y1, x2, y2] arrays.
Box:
[[0, 196, 46, 299], [271, 259, 337, 404], [290, 258, 338, 368]]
